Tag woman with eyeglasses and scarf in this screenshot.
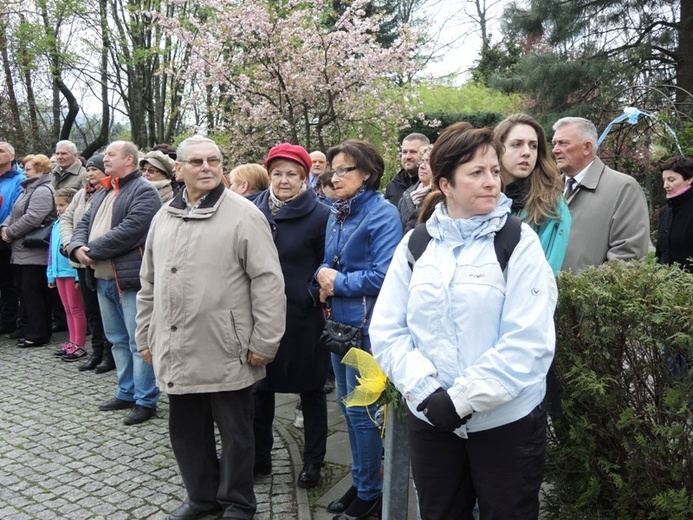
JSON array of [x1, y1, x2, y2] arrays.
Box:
[[315, 140, 402, 520]]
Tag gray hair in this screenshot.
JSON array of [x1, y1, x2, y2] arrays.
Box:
[[177, 135, 222, 162], [553, 117, 599, 149], [0, 142, 15, 156], [55, 140, 78, 155]]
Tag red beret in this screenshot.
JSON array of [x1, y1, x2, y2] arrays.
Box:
[[263, 143, 312, 177]]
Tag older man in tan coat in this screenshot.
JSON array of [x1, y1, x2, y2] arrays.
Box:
[[135, 135, 286, 520], [552, 117, 650, 273]]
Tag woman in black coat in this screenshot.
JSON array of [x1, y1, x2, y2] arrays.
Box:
[[657, 156, 693, 272], [253, 143, 331, 489]]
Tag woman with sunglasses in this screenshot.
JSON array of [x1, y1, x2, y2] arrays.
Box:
[[316, 140, 402, 520]]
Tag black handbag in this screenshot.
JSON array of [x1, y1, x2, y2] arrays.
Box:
[[23, 223, 53, 248], [319, 319, 364, 357], [319, 297, 375, 356]]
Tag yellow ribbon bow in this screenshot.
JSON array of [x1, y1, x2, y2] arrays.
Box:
[[341, 348, 388, 407]]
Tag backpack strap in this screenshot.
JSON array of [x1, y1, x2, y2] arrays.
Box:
[[493, 215, 522, 272], [406, 223, 431, 270], [407, 215, 522, 272]]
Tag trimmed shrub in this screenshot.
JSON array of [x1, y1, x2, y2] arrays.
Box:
[[545, 261, 693, 519]]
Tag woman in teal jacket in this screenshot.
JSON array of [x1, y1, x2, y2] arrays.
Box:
[[494, 114, 571, 274]]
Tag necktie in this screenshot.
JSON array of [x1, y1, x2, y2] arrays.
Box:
[[565, 178, 578, 199]]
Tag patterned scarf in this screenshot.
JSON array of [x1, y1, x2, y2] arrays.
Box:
[[332, 186, 366, 224], [268, 183, 307, 216]]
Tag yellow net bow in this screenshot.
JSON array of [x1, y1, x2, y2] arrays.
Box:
[[342, 348, 388, 407]]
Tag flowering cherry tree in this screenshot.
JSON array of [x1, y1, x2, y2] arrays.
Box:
[[158, 0, 419, 163]]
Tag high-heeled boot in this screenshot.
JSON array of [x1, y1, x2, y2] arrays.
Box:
[[78, 344, 103, 372], [95, 343, 116, 374]]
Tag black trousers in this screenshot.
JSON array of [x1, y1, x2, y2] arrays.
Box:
[[169, 389, 256, 520], [76, 268, 110, 350], [407, 404, 547, 520], [13, 264, 51, 343], [253, 386, 327, 466], [0, 248, 18, 328]]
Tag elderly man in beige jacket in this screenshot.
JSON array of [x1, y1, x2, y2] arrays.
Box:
[[552, 117, 650, 273], [135, 135, 286, 520]]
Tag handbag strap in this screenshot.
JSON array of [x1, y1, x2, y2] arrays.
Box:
[[325, 295, 377, 329], [330, 212, 369, 268], [359, 296, 376, 328]]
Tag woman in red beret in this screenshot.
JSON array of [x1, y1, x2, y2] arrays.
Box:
[[252, 143, 332, 489]]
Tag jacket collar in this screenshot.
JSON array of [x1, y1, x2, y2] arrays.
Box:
[[426, 193, 511, 247], [58, 159, 83, 175], [168, 182, 226, 218], [668, 184, 693, 209], [342, 187, 377, 215], [100, 170, 141, 194], [578, 156, 606, 191], [255, 187, 319, 221], [0, 162, 23, 179], [21, 173, 52, 188]]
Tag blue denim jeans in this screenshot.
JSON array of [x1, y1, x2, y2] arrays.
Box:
[[97, 279, 159, 408], [332, 348, 383, 501]]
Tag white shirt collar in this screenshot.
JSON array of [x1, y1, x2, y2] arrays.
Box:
[[564, 160, 594, 195]]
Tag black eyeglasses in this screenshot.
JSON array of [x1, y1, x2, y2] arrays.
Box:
[[329, 166, 358, 177], [179, 157, 221, 168]]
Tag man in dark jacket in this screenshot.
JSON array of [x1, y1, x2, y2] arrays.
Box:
[[69, 141, 162, 425], [0, 142, 25, 333], [384, 133, 429, 207]]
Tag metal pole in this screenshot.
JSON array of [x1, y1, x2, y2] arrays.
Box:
[[382, 405, 410, 519]]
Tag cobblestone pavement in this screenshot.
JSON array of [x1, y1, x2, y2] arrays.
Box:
[[0, 333, 298, 520]]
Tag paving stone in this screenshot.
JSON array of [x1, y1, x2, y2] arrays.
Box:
[[0, 336, 299, 519]]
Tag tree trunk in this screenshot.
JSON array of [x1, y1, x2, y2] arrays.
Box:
[[678, 0, 693, 104], [0, 19, 26, 147], [83, 0, 111, 158]]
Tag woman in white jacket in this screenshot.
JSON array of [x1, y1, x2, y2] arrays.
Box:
[[370, 123, 558, 520]]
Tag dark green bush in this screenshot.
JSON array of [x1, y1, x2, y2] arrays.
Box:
[[546, 261, 693, 519]]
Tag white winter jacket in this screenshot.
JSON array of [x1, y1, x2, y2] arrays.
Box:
[[370, 196, 557, 437]]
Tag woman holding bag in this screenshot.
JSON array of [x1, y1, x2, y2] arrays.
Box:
[[0, 154, 56, 347], [315, 140, 402, 520]]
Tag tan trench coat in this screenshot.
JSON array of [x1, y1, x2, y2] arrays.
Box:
[[135, 184, 286, 394]]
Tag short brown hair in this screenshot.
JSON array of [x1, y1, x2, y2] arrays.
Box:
[[326, 140, 385, 191], [660, 156, 693, 181], [422, 123, 503, 215]]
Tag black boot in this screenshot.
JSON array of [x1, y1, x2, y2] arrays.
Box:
[[95, 343, 116, 374], [79, 345, 103, 372]]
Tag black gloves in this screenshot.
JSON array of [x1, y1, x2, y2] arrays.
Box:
[[417, 388, 471, 431]]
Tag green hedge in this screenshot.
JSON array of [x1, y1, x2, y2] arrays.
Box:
[[400, 111, 505, 143], [546, 261, 693, 519]]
